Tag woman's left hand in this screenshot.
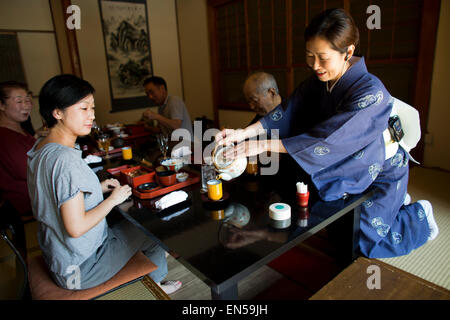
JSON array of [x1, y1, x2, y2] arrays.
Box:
[[101, 178, 121, 193]]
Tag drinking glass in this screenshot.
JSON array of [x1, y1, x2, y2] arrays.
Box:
[[157, 134, 169, 159], [91, 121, 100, 139], [201, 163, 216, 193], [98, 134, 111, 158]]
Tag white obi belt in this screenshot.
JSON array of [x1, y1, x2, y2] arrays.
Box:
[[383, 97, 421, 163]]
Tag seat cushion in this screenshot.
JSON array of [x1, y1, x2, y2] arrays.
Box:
[[28, 252, 157, 300]]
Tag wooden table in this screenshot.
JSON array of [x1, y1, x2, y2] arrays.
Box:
[[310, 257, 450, 300]]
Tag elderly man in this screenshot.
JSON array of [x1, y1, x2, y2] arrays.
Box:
[[243, 72, 282, 125], [142, 76, 193, 140], [242, 72, 303, 186]]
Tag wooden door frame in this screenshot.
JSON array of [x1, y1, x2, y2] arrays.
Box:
[[411, 0, 441, 163], [49, 0, 83, 78]]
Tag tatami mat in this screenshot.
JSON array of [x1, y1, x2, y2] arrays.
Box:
[[378, 166, 450, 290], [166, 255, 284, 300], [96, 280, 158, 300]]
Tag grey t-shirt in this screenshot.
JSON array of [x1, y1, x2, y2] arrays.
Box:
[[158, 95, 193, 140], [27, 141, 107, 277]]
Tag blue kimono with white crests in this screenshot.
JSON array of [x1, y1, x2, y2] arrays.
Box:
[[260, 56, 430, 258]]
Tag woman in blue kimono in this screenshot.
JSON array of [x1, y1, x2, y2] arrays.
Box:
[[216, 8, 438, 258]]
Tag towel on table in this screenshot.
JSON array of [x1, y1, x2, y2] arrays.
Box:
[[155, 191, 188, 210], [84, 155, 102, 164]]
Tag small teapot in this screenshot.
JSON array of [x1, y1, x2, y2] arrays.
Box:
[[211, 144, 247, 181]]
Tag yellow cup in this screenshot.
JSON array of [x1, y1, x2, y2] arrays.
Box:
[[207, 179, 223, 201], [122, 146, 133, 160]]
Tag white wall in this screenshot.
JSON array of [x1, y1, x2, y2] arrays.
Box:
[[219, 110, 255, 129], [73, 0, 183, 126], [424, 0, 450, 171], [176, 0, 214, 122], [176, 0, 261, 130], [0, 0, 53, 31]]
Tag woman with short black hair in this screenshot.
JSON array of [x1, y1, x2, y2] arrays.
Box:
[[27, 74, 181, 293]]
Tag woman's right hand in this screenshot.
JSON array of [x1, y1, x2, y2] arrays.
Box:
[[215, 122, 264, 146], [215, 128, 245, 146], [108, 184, 132, 205]]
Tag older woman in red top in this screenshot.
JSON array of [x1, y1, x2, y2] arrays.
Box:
[[0, 81, 36, 216]]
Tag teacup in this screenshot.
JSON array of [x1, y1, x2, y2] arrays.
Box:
[[207, 179, 223, 201]]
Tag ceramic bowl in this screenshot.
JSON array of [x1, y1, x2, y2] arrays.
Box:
[[137, 182, 159, 193], [161, 158, 184, 172], [176, 172, 189, 182]]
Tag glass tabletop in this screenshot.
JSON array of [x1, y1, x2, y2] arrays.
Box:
[[115, 166, 374, 288]]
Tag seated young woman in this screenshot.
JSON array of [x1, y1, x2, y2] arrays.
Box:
[[27, 74, 181, 294]]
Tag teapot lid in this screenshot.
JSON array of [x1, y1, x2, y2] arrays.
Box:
[[212, 145, 235, 170]]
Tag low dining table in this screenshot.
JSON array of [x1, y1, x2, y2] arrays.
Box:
[[96, 158, 374, 300]]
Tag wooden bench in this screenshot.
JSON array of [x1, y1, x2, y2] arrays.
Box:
[[310, 257, 450, 300]]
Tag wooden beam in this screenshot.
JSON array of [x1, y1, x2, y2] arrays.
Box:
[[390, 0, 398, 60], [49, 0, 70, 74], [343, 0, 350, 12], [208, 0, 234, 7], [207, 2, 221, 127], [257, 0, 262, 66], [411, 0, 441, 163], [225, 6, 231, 69], [244, 0, 251, 72], [60, 0, 82, 78], [286, 0, 293, 94], [235, 4, 241, 68]]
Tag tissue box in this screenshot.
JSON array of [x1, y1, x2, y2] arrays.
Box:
[[120, 166, 156, 188]]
